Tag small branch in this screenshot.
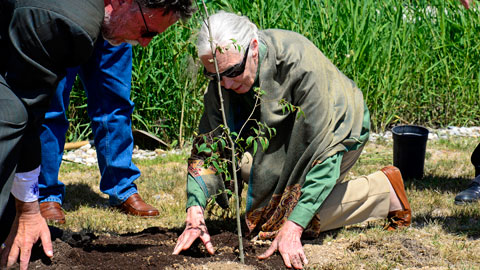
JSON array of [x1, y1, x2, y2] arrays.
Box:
[[237, 90, 262, 138], [179, 80, 188, 149], [199, 1, 245, 263]]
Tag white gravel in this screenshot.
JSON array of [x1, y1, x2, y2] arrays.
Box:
[[62, 126, 480, 166], [62, 143, 186, 166], [369, 126, 480, 142]]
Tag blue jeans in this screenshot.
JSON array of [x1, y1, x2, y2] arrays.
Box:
[[38, 40, 140, 206]]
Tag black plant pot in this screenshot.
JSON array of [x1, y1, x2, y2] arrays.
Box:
[[392, 125, 429, 180]]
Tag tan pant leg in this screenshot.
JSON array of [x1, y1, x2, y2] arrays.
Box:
[[314, 170, 391, 232]]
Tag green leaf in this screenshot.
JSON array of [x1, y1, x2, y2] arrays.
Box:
[[296, 110, 306, 120], [267, 127, 273, 138], [260, 137, 269, 151], [218, 138, 226, 149], [246, 136, 254, 148], [253, 141, 258, 155], [197, 143, 212, 154], [259, 137, 266, 151], [271, 127, 277, 137], [212, 161, 221, 172]]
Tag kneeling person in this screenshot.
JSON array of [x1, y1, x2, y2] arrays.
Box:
[[173, 11, 412, 270]]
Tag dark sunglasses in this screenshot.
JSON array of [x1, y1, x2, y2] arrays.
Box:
[[136, 1, 158, 38], [203, 45, 250, 81]]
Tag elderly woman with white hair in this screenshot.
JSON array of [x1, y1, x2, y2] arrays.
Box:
[[173, 11, 412, 269]]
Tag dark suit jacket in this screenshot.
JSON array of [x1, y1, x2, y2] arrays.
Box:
[[0, 0, 105, 219], [0, 0, 104, 171]]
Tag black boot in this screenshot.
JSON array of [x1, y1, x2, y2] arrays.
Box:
[[454, 143, 480, 205], [455, 181, 480, 205]]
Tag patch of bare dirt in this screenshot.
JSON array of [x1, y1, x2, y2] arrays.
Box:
[[28, 227, 284, 270]]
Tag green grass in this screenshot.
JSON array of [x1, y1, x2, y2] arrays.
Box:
[[67, 0, 480, 143]]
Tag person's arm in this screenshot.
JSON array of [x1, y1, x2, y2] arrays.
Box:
[[1, 3, 101, 268], [288, 153, 342, 228], [186, 174, 207, 209], [172, 170, 210, 255], [174, 80, 229, 255]]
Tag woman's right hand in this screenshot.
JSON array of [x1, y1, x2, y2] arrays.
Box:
[[172, 205, 215, 255]]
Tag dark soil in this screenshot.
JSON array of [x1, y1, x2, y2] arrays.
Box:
[[28, 226, 285, 270]]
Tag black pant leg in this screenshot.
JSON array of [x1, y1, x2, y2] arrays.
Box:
[[0, 195, 16, 243], [471, 142, 480, 177], [0, 75, 28, 218]]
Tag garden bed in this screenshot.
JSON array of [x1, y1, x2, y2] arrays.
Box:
[[29, 226, 284, 270]]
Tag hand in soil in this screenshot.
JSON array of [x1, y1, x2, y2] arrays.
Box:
[[173, 206, 215, 255], [258, 220, 308, 269], [0, 200, 53, 270]]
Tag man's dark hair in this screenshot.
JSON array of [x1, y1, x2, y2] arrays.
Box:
[[139, 0, 196, 20]]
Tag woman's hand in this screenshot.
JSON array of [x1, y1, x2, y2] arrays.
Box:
[[172, 205, 215, 255], [258, 220, 308, 269]]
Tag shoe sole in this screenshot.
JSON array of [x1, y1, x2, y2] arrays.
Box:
[[454, 200, 478, 205]]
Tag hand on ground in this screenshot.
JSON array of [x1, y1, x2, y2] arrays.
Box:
[[172, 205, 214, 255], [258, 220, 308, 269], [1, 201, 53, 270]]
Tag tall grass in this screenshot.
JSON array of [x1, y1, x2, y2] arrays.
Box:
[[67, 0, 480, 143]]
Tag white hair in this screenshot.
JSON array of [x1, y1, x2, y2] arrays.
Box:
[[197, 11, 259, 57]]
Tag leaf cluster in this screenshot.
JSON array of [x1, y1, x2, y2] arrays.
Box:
[[279, 98, 306, 120]]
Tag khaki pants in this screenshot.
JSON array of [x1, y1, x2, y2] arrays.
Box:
[[240, 146, 391, 232], [315, 146, 391, 232]]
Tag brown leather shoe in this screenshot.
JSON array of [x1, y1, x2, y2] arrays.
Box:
[[116, 193, 159, 217], [381, 166, 412, 231], [40, 202, 66, 224]]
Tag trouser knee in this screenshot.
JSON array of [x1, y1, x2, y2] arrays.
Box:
[[0, 89, 28, 138]]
